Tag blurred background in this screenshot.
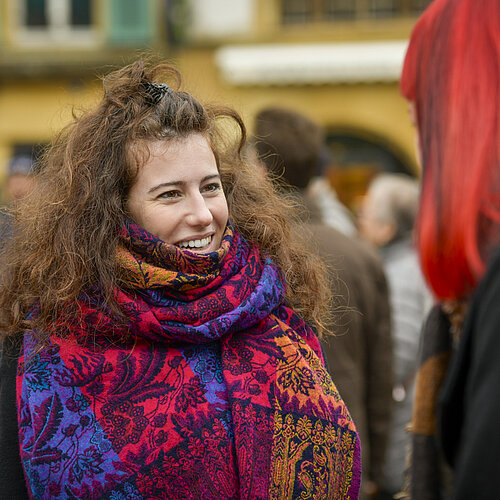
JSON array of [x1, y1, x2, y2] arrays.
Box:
[[0, 0, 431, 207]]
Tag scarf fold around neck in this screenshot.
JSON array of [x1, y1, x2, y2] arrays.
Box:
[[17, 222, 361, 499]]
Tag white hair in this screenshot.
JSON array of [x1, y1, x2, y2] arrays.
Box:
[[367, 173, 420, 239]]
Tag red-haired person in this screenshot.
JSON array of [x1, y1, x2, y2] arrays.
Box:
[[401, 0, 500, 498]]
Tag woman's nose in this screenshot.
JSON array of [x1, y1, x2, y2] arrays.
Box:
[[186, 194, 213, 227]]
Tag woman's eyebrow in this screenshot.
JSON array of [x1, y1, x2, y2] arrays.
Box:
[[147, 174, 221, 195], [201, 174, 221, 184], [148, 181, 181, 194]]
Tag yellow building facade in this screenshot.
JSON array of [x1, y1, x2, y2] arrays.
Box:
[[0, 0, 427, 204]]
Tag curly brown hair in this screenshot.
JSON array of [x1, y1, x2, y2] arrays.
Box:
[[0, 60, 331, 345]]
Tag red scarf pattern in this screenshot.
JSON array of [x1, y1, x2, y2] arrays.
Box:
[[17, 223, 361, 499]]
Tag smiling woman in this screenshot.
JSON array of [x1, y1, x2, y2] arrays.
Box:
[[0, 60, 361, 499], [126, 135, 229, 253]]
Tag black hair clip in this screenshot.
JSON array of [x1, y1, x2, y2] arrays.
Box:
[[144, 82, 173, 105]]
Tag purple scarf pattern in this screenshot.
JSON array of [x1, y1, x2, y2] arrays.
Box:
[[17, 223, 361, 499]]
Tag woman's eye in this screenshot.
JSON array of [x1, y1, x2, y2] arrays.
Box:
[[159, 190, 180, 199], [202, 183, 221, 193]]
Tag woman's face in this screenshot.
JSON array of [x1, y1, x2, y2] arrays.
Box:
[[126, 133, 229, 254]]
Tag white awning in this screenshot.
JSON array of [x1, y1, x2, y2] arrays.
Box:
[[215, 40, 409, 86]]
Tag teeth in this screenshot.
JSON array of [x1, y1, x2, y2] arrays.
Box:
[[178, 236, 211, 249]]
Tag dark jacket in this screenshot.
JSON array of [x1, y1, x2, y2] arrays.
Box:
[[297, 192, 393, 489], [439, 249, 500, 499], [0, 340, 29, 498]]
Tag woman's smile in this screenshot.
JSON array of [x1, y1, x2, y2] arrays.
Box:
[[176, 234, 213, 250]]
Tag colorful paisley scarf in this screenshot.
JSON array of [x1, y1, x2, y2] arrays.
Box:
[[17, 222, 361, 499]]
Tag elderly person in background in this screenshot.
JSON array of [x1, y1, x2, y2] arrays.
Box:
[[359, 173, 432, 499], [254, 106, 393, 500]]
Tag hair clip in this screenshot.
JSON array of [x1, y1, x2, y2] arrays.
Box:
[[144, 82, 173, 105]]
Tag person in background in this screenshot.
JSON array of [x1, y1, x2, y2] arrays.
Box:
[[306, 145, 358, 237], [0, 60, 361, 499], [5, 155, 35, 202], [254, 106, 393, 500], [401, 0, 500, 498], [0, 155, 35, 242], [358, 173, 432, 499]]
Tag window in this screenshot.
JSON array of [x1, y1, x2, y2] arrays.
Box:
[[70, 0, 92, 26], [369, 0, 397, 19], [25, 0, 47, 26], [282, 0, 313, 24], [281, 0, 434, 23], [108, 0, 153, 46], [325, 0, 356, 21], [410, 0, 432, 13], [15, 0, 97, 46]]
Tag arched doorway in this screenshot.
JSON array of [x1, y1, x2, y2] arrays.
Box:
[[323, 130, 416, 212]]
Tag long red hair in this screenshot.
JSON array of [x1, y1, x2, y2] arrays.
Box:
[[401, 0, 500, 300]]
